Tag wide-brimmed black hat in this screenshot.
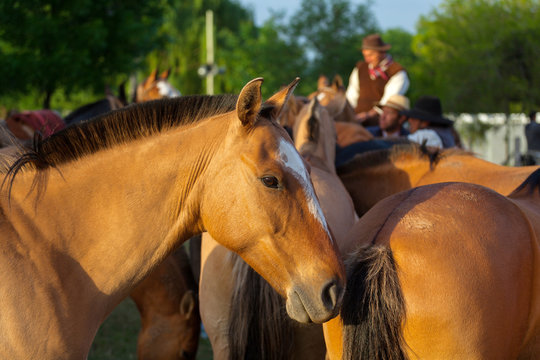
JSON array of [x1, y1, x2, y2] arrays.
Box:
[[400, 96, 453, 126]]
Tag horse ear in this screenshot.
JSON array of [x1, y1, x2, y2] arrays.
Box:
[[179, 290, 196, 317], [263, 77, 300, 123], [237, 77, 263, 128], [317, 75, 329, 90], [159, 68, 171, 80], [145, 69, 158, 84], [332, 74, 344, 91]]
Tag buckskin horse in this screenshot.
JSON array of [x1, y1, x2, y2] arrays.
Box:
[[323, 173, 540, 359], [337, 143, 540, 216], [199, 97, 358, 360], [307, 74, 373, 147], [0, 78, 345, 359]]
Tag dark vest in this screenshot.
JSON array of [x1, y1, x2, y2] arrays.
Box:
[[355, 61, 405, 113]]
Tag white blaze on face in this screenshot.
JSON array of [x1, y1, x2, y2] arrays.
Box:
[[157, 81, 181, 98], [278, 138, 331, 237]]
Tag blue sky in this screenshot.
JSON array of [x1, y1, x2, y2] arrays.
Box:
[[237, 0, 444, 33]]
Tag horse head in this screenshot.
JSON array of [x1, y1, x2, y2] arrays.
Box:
[[200, 77, 345, 323], [293, 97, 337, 173], [136, 68, 181, 102]]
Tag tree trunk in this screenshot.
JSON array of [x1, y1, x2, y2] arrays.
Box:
[[43, 89, 53, 109]]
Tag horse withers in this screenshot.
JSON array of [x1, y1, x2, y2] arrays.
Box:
[[0, 77, 344, 359]]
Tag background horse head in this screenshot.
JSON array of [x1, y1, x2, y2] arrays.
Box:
[[130, 247, 200, 360], [135, 68, 181, 103], [292, 97, 337, 173], [64, 69, 180, 126]]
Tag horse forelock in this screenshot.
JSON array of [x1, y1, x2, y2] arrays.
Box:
[[3, 95, 238, 177]]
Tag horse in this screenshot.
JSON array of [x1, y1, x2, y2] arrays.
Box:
[[323, 173, 540, 359], [337, 143, 540, 216], [0, 77, 345, 359], [307, 74, 373, 147], [63, 69, 180, 126], [134, 68, 181, 103], [198, 97, 358, 359], [130, 246, 200, 360]]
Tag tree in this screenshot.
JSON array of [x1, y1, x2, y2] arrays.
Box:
[[286, 0, 379, 93], [0, 0, 167, 108], [412, 0, 540, 113]]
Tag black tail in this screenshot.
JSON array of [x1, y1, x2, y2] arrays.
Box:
[[341, 245, 408, 360], [228, 254, 294, 360]]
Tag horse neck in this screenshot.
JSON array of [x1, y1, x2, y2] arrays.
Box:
[[296, 122, 336, 174], [2, 118, 226, 310]]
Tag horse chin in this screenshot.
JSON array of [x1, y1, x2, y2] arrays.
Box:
[[285, 285, 341, 324], [285, 290, 313, 323]]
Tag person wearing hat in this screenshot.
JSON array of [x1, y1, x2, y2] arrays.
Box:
[[345, 33, 410, 126], [401, 95, 458, 148], [366, 94, 410, 138]]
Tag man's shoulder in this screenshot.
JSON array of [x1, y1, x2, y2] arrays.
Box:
[[388, 61, 406, 74]]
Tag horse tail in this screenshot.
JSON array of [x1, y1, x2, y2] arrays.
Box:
[[228, 254, 294, 360], [509, 168, 540, 198], [341, 245, 408, 360]]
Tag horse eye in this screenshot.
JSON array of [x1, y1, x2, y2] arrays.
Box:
[[261, 176, 279, 189]]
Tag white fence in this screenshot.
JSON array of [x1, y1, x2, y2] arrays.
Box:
[[451, 113, 531, 166]]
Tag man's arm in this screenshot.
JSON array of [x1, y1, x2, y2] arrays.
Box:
[[345, 67, 359, 109], [379, 70, 409, 105]]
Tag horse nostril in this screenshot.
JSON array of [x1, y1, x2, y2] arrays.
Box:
[[321, 279, 342, 311]]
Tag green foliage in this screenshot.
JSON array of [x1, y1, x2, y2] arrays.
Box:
[[0, 0, 167, 108], [4, 0, 540, 116], [381, 28, 419, 99], [412, 0, 540, 113], [286, 0, 379, 93]]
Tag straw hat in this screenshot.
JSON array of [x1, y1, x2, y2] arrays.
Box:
[[361, 33, 391, 51], [377, 94, 410, 112]]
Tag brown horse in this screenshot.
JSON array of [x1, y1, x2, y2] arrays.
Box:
[[337, 143, 540, 216], [0, 78, 345, 359], [134, 68, 181, 103], [199, 97, 358, 359], [323, 174, 540, 359], [64, 69, 180, 126], [130, 246, 200, 360], [307, 74, 373, 147]]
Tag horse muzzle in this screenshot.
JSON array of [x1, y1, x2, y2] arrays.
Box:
[[285, 278, 344, 323]]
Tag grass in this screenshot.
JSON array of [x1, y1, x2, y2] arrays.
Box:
[[89, 298, 213, 360]]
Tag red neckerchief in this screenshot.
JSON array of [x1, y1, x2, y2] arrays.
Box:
[[368, 55, 393, 81]]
